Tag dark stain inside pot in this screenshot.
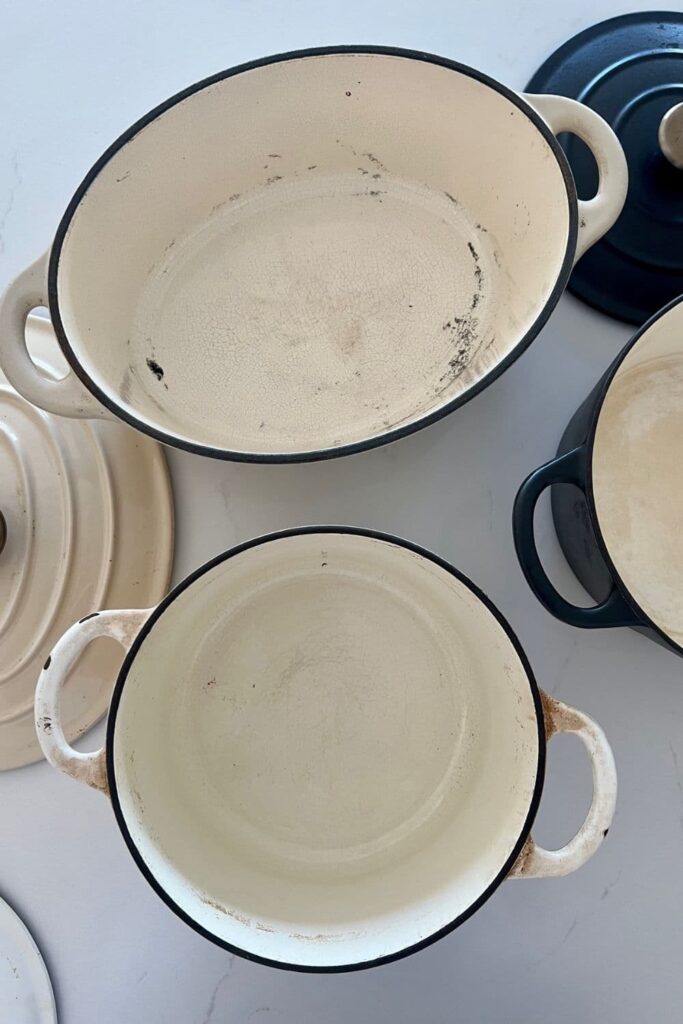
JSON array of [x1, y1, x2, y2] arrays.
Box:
[[146, 357, 165, 382]]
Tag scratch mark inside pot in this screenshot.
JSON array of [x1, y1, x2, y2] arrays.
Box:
[[120, 367, 133, 403], [362, 151, 387, 171], [4, 957, 19, 979], [467, 241, 484, 309], [289, 931, 353, 943], [200, 894, 227, 915]]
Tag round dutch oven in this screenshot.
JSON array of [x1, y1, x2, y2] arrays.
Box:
[[1, 47, 626, 462], [513, 295, 683, 655], [36, 528, 616, 971]]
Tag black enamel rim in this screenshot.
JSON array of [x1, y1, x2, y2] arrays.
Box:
[[48, 45, 579, 463], [105, 525, 547, 972], [577, 293, 683, 654]]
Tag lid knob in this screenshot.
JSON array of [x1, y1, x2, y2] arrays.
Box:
[[659, 103, 683, 170]]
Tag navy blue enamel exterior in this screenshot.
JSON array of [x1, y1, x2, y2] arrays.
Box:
[[528, 12, 683, 325]]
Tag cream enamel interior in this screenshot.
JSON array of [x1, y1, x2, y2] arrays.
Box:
[[592, 301, 683, 648], [112, 532, 540, 968], [57, 53, 570, 456]]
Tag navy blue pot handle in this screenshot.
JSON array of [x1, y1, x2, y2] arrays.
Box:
[[513, 446, 637, 628]]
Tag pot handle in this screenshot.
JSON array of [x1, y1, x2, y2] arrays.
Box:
[[35, 608, 152, 794], [0, 252, 110, 419], [510, 693, 617, 878], [513, 445, 638, 628], [521, 93, 628, 262]]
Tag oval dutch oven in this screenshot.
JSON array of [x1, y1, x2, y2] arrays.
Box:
[[513, 295, 683, 656], [36, 528, 616, 971], [1, 47, 626, 462]]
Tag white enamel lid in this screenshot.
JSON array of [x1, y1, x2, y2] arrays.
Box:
[[0, 895, 56, 1024], [0, 315, 174, 769]]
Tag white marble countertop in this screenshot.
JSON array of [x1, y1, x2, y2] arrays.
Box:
[[2, 1, 683, 1020]]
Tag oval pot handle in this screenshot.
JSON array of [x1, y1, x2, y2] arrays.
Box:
[[0, 252, 109, 419], [521, 93, 628, 262], [513, 446, 637, 628], [35, 608, 152, 794], [510, 693, 617, 879]]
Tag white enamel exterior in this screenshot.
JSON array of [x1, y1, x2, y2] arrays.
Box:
[[36, 531, 616, 970], [0, 51, 627, 459], [593, 298, 683, 649], [0, 315, 174, 769]]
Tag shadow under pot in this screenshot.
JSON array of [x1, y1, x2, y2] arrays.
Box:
[[1, 47, 626, 462], [514, 294, 683, 656], [36, 529, 616, 972]]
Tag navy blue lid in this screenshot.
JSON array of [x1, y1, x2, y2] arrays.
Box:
[[527, 12, 683, 325]]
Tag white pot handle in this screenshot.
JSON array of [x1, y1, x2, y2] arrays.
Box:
[[0, 251, 110, 418], [509, 693, 617, 879], [522, 93, 628, 263], [35, 608, 152, 794]]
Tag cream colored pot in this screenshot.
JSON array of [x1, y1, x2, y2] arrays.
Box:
[[36, 528, 616, 971], [1, 47, 627, 461], [514, 295, 683, 656]]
